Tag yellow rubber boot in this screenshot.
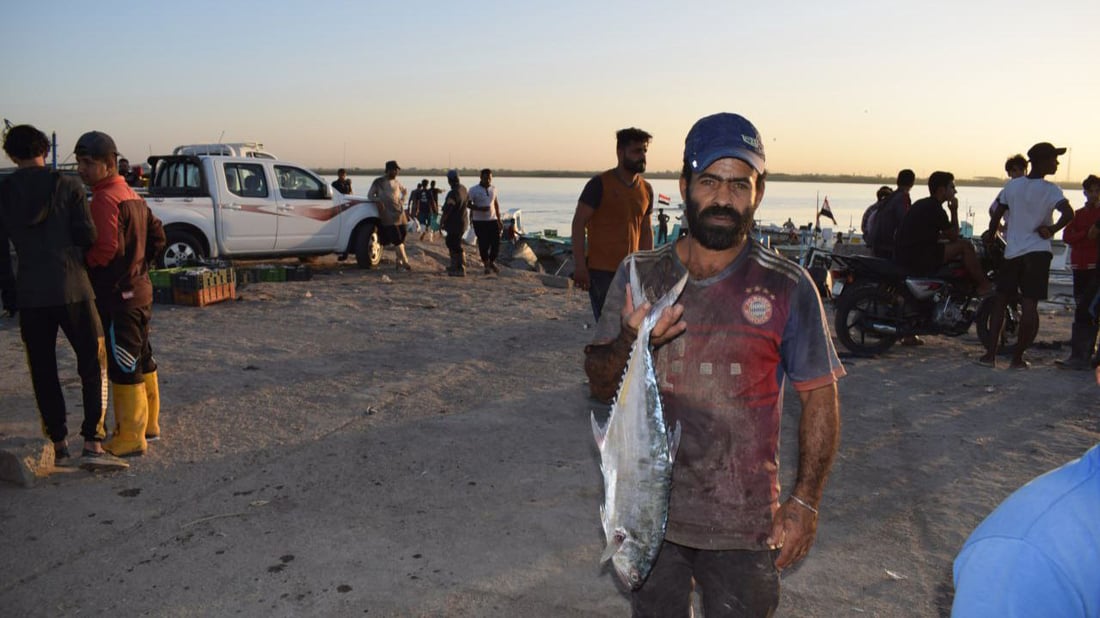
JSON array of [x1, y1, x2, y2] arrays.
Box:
[[143, 371, 161, 440], [104, 382, 149, 457]]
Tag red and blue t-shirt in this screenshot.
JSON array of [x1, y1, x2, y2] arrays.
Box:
[[593, 241, 845, 550]]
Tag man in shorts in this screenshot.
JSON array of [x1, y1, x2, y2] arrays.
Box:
[[979, 142, 1075, 369], [368, 161, 412, 271]]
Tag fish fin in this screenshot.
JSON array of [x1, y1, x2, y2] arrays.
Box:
[[628, 255, 646, 309], [642, 269, 690, 331], [668, 420, 682, 463], [590, 412, 607, 450], [600, 528, 625, 563]]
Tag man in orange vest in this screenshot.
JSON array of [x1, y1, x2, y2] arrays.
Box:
[[571, 127, 654, 320]]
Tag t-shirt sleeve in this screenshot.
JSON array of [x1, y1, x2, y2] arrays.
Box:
[[952, 539, 1085, 618], [578, 176, 603, 210], [644, 181, 654, 216], [780, 272, 846, 390]]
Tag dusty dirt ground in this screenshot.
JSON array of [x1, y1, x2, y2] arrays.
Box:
[[1, 238, 1097, 617]]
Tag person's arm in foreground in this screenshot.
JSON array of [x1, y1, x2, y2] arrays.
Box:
[[769, 382, 840, 570]]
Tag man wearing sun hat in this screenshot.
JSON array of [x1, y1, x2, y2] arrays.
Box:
[[584, 113, 844, 614], [980, 142, 1075, 369]]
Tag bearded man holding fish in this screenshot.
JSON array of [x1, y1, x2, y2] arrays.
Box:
[[585, 113, 845, 617]]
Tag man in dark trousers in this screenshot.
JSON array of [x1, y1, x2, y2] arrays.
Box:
[[585, 113, 843, 615], [0, 124, 126, 470], [77, 130, 167, 457], [440, 170, 469, 276], [571, 127, 654, 320]]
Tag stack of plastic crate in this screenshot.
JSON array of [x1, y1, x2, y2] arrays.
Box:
[[170, 267, 237, 307]]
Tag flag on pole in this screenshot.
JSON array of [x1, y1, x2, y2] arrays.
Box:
[[657, 193, 671, 206], [818, 197, 837, 224]]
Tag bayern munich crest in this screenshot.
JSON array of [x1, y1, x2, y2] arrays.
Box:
[[742, 293, 774, 325]]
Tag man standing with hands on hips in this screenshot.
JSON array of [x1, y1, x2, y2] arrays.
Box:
[[584, 113, 843, 615], [980, 142, 1075, 369]]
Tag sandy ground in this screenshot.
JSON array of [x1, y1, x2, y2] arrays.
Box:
[[1, 238, 1097, 617]]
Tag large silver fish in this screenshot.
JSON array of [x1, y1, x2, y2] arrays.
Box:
[[591, 256, 687, 590]]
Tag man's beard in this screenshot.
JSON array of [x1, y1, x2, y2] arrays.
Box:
[[624, 156, 646, 174], [684, 192, 754, 251]]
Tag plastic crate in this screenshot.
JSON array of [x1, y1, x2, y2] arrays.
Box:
[[152, 287, 175, 305], [286, 265, 312, 281], [149, 267, 185, 289], [172, 282, 236, 307]]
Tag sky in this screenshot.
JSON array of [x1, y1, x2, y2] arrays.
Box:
[[2, 0, 1099, 181]]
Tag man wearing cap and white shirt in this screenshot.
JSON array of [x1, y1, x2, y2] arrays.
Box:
[[77, 130, 166, 458], [367, 160, 412, 271], [979, 142, 1075, 369], [584, 113, 844, 615]]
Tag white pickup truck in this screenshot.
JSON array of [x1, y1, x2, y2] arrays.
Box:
[[145, 154, 383, 268]]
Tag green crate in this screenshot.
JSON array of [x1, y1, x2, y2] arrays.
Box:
[[149, 267, 185, 289]]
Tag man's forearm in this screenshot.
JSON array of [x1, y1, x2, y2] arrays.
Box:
[[792, 384, 840, 506], [583, 331, 635, 403]]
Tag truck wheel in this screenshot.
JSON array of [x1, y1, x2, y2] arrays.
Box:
[[355, 224, 382, 269], [160, 230, 204, 268]]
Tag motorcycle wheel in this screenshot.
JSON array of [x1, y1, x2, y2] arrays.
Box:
[[834, 285, 899, 356], [975, 296, 1020, 354]]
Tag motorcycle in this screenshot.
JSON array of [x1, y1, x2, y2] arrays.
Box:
[[828, 236, 1020, 356]]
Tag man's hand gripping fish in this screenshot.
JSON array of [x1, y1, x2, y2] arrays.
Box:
[[591, 256, 687, 589]]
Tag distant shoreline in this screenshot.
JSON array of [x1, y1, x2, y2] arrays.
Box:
[[317, 167, 1075, 190]]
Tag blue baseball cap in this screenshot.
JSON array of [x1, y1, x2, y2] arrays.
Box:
[[683, 113, 765, 174]]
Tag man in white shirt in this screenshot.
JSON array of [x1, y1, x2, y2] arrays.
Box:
[[467, 168, 502, 274], [979, 142, 1074, 369]]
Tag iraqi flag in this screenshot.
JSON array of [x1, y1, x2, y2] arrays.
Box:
[[657, 193, 671, 206], [818, 197, 837, 224]]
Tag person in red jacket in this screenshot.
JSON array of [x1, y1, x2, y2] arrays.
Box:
[[1058, 174, 1100, 369], [76, 131, 167, 457]]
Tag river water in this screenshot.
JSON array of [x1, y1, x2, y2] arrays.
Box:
[[346, 174, 1007, 237]]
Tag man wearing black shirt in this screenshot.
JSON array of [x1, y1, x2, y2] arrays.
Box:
[[895, 171, 992, 295]]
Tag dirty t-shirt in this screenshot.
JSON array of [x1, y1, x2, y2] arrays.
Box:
[[593, 241, 845, 550], [368, 176, 408, 227]]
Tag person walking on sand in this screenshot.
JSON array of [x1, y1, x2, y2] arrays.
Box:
[[440, 170, 469, 276], [468, 168, 502, 274], [78, 130, 167, 458], [331, 168, 352, 195], [1055, 174, 1100, 370], [0, 125, 127, 471], [368, 160, 412, 271], [584, 113, 843, 615], [571, 127, 654, 321], [980, 142, 1075, 369]]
